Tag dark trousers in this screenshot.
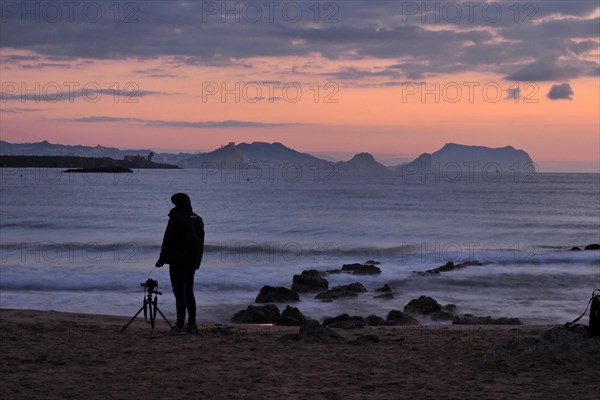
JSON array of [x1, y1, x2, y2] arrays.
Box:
[[169, 266, 196, 328]]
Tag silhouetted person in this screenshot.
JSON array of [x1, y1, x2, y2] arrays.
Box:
[[156, 193, 204, 335]]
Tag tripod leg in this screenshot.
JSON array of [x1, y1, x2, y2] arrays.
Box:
[[154, 305, 174, 329], [150, 297, 157, 329], [120, 305, 145, 333]]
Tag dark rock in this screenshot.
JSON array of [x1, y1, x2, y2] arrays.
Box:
[[374, 293, 394, 300], [365, 315, 389, 326], [326, 269, 343, 274], [571, 247, 581, 251], [404, 296, 442, 315], [584, 244, 600, 250], [341, 263, 382, 275], [414, 260, 482, 276], [365, 260, 381, 265], [375, 283, 393, 292], [323, 314, 364, 327], [386, 310, 420, 325], [461, 260, 483, 266], [232, 304, 281, 324], [328, 320, 365, 329], [438, 261, 457, 272], [315, 282, 367, 300], [352, 335, 380, 344], [431, 311, 454, 321], [291, 269, 329, 293], [443, 304, 457, 312], [277, 305, 308, 326], [452, 314, 522, 325], [255, 286, 299, 303], [298, 321, 344, 343]]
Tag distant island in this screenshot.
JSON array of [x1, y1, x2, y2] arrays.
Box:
[[395, 143, 535, 174], [0, 140, 535, 173], [0, 154, 179, 170], [63, 167, 133, 173]]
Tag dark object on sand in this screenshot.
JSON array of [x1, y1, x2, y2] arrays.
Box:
[[571, 246, 581, 251], [121, 279, 173, 332], [584, 244, 600, 250], [564, 289, 600, 336]]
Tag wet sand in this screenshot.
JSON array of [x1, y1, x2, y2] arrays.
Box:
[[1, 309, 598, 399]]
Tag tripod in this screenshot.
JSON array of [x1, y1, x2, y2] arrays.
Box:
[[121, 280, 173, 332]]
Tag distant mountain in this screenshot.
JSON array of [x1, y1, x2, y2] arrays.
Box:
[[179, 141, 323, 168], [1, 140, 536, 175], [337, 153, 391, 175], [0, 140, 152, 159], [396, 143, 534, 174]]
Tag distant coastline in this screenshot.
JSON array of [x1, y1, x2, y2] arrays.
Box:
[[0, 140, 536, 173], [0, 155, 179, 169]]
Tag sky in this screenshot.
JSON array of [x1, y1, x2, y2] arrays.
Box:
[[0, 0, 599, 171]]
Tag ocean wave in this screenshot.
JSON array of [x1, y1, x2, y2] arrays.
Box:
[[1, 222, 58, 229]]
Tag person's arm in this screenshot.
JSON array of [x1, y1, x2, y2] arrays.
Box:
[[197, 218, 205, 263], [156, 217, 175, 267]]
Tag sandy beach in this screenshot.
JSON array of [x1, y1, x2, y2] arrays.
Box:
[[1, 309, 598, 400]]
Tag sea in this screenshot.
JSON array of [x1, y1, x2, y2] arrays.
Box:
[[1, 166, 599, 325]]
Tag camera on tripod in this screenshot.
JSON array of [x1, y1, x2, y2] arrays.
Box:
[[121, 277, 173, 332], [141, 278, 159, 292]]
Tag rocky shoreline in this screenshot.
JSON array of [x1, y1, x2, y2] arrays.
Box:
[[230, 242, 599, 329], [231, 260, 525, 328]]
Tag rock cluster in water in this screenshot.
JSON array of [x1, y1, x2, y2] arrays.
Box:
[[413, 260, 483, 276], [231, 260, 523, 328], [571, 243, 600, 251]]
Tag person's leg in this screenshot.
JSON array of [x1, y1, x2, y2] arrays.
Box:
[[184, 269, 197, 326], [169, 266, 186, 328]]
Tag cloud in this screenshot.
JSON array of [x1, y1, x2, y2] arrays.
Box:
[[547, 83, 574, 100], [0, 107, 42, 113], [0, 1, 598, 83], [132, 68, 181, 78], [71, 116, 300, 128], [0, 88, 166, 102], [504, 59, 592, 82]]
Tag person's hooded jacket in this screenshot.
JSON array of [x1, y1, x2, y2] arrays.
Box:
[[158, 205, 204, 269]]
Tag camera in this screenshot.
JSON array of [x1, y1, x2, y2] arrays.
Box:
[[121, 277, 171, 332], [140, 278, 158, 289]]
